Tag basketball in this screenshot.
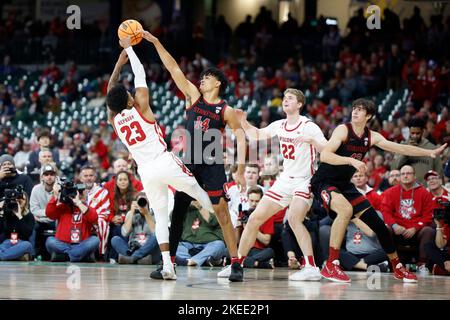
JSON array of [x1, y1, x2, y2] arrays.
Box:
[[117, 19, 143, 46]]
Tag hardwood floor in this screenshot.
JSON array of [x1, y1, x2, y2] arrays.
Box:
[[0, 262, 448, 300]]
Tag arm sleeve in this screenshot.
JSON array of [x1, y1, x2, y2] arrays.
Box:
[[416, 190, 433, 231], [380, 191, 396, 226], [30, 188, 46, 220], [124, 46, 147, 89], [45, 197, 63, 220]]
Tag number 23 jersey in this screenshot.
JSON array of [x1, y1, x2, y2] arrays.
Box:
[[112, 107, 167, 166], [260, 116, 326, 179]]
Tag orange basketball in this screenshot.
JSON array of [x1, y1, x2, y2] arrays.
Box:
[[118, 19, 143, 46]]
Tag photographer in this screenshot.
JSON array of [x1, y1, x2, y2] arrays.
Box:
[[0, 155, 34, 199], [111, 192, 160, 265], [424, 206, 450, 276], [45, 181, 99, 262], [29, 164, 58, 259], [174, 200, 226, 267], [0, 187, 35, 261], [241, 187, 276, 269]]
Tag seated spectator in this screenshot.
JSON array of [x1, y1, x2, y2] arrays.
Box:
[[226, 164, 263, 238], [321, 215, 389, 272], [425, 170, 449, 206], [381, 165, 435, 272], [0, 191, 34, 261], [27, 130, 60, 173], [111, 193, 160, 265], [281, 208, 321, 270], [0, 155, 34, 198], [424, 208, 450, 275], [29, 164, 58, 259], [352, 171, 382, 211], [175, 200, 226, 267], [45, 181, 99, 262], [391, 118, 443, 185], [241, 187, 276, 269], [378, 169, 401, 192], [107, 170, 136, 262], [103, 158, 143, 193], [79, 165, 110, 261], [13, 139, 32, 171]]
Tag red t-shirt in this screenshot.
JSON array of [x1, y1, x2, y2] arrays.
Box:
[[252, 215, 275, 250]]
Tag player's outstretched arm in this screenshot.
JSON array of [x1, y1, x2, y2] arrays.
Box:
[[119, 36, 155, 122], [142, 30, 200, 105], [371, 131, 448, 158], [225, 107, 247, 190], [107, 50, 128, 93], [234, 109, 272, 141], [320, 125, 367, 173]]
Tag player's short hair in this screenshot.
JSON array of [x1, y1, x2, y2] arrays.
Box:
[[284, 88, 305, 106], [106, 84, 129, 114], [247, 186, 263, 198], [200, 67, 228, 96], [351, 98, 376, 119], [407, 117, 425, 129]]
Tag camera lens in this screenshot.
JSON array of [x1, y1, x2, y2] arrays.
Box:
[[137, 197, 148, 207]]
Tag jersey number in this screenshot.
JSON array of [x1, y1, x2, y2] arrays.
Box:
[[194, 116, 210, 132], [120, 121, 146, 146], [281, 144, 295, 160]]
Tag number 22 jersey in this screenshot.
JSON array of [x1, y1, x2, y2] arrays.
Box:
[[260, 116, 326, 179], [112, 107, 167, 166]]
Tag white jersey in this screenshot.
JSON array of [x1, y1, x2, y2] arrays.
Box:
[[261, 116, 326, 179], [112, 107, 167, 166]]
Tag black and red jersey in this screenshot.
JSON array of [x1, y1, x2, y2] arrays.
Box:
[[184, 97, 228, 164], [315, 123, 371, 184]]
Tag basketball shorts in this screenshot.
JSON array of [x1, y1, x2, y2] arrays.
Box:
[[264, 175, 313, 208], [311, 176, 371, 219], [185, 163, 228, 205]]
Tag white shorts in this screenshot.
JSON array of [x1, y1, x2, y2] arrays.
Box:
[[138, 152, 197, 210], [264, 175, 313, 208]]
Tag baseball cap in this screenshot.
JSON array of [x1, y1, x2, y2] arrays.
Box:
[[40, 163, 57, 176], [424, 170, 439, 180]]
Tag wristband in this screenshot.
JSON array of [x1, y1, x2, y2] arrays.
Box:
[[392, 223, 399, 229]]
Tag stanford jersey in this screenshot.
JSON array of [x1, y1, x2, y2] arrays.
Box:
[[184, 97, 228, 164], [112, 107, 167, 166], [315, 123, 371, 184], [261, 116, 326, 179]]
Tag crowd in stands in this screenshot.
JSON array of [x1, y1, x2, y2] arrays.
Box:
[[0, 6, 449, 277]]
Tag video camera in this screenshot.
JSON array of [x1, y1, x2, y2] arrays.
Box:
[[1, 185, 25, 214], [433, 201, 450, 225], [59, 178, 86, 205]]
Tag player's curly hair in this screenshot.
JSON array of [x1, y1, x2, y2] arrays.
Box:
[[106, 84, 129, 114], [200, 67, 228, 96]]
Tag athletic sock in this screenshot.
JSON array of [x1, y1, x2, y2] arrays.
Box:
[[390, 257, 401, 269], [231, 256, 245, 265], [327, 247, 340, 265], [162, 251, 172, 268], [305, 255, 316, 267]]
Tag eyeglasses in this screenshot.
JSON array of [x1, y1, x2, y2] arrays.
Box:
[[401, 172, 414, 176], [389, 174, 400, 178]]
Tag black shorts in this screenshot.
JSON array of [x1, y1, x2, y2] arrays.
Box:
[[186, 163, 227, 205], [311, 176, 371, 219]]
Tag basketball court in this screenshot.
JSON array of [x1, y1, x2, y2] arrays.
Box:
[[0, 262, 448, 300]]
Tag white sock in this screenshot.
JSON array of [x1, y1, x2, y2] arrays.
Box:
[[162, 251, 172, 267]]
